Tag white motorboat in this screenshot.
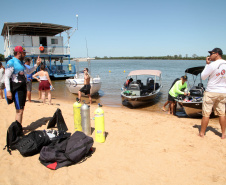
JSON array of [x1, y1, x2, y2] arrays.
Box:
[[65, 58, 101, 96], [121, 70, 162, 108]]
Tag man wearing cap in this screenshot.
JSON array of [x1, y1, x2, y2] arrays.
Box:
[[199, 48, 226, 139], [4, 46, 41, 125], [168, 76, 189, 115]]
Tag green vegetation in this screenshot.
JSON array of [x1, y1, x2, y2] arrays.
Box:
[[0, 53, 4, 61], [95, 55, 226, 60], [1, 53, 226, 61]]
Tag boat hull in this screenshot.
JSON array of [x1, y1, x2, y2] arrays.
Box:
[[178, 100, 202, 117], [65, 78, 101, 96], [121, 87, 161, 108]]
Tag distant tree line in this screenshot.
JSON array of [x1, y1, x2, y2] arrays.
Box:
[[95, 55, 226, 60], [0, 54, 4, 61], [1, 53, 226, 61]]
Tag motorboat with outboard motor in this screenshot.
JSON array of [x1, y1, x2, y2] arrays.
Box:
[[121, 70, 162, 108], [65, 58, 101, 96], [175, 66, 205, 117]]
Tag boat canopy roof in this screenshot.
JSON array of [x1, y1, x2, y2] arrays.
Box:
[[128, 70, 162, 77], [1, 22, 72, 36], [185, 66, 205, 76], [73, 58, 95, 62]]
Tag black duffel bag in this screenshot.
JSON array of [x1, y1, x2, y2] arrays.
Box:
[[39, 131, 94, 170], [16, 130, 51, 157]]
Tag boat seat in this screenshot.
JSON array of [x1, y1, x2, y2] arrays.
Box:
[[189, 86, 204, 97], [198, 83, 203, 88], [128, 83, 140, 90], [136, 80, 144, 89], [128, 83, 140, 96], [147, 79, 159, 91]]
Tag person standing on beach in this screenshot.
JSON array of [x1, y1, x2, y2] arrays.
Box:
[[162, 77, 180, 112], [24, 58, 33, 102], [32, 64, 53, 105], [4, 46, 41, 125], [0, 62, 5, 99], [78, 68, 92, 104], [199, 48, 226, 139], [168, 76, 189, 115]]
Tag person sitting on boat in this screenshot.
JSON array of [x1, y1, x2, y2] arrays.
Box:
[[78, 68, 92, 104], [168, 75, 190, 115], [124, 78, 133, 88]]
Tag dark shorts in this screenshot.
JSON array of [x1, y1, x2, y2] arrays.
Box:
[[26, 81, 32, 92], [168, 93, 176, 102], [79, 85, 91, 95], [0, 83, 5, 89], [4, 86, 27, 110], [39, 80, 50, 91]]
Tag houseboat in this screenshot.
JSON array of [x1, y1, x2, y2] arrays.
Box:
[[1, 21, 78, 79]]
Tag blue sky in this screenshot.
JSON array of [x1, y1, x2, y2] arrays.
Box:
[[1, 0, 226, 58]]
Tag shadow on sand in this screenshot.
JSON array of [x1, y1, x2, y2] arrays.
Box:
[[23, 117, 52, 134]]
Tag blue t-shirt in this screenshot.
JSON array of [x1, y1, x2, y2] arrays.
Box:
[[6, 57, 25, 74], [24, 64, 32, 81]]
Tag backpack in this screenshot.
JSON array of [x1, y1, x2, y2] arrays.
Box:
[[3, 120, 23, 154], [39, 131, 94, 170], [16, 130, 51, 157]]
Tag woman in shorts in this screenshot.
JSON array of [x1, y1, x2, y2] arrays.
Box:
[[33, 65, 53, 104]]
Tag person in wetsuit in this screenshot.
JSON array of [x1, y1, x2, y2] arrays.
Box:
[[4, 46, 41, 125]]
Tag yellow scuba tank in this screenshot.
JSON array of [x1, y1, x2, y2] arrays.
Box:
[[94, 104, 105, 143], [73, 98, 82, 131]]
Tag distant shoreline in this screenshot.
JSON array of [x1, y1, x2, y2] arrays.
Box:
[[94, 58, 206, 60]]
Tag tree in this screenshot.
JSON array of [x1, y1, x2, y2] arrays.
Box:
[[0, 54, 4, 61], [192, 54, 197, 58]]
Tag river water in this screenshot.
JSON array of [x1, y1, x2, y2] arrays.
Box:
[[30, 59, 207, 113]]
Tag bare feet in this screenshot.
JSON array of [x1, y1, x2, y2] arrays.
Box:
[[161, 107, 166, 112], [198, 133, 204, 138], [221, 135, 226, 139]]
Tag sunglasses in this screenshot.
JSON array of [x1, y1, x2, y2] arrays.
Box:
[[210, 52, 216, 56]]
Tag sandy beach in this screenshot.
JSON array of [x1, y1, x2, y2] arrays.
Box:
[[0, 95, 226, 185]]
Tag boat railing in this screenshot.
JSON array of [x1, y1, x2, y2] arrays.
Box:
[[45, 64, 76, 75], [6, 46, 70, 57]]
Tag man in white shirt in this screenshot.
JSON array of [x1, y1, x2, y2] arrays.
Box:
[[199, 48, 226, 139]]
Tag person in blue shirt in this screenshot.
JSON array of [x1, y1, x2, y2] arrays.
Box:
[[4, 46, 41, 125], [24, 58, 33, 102]]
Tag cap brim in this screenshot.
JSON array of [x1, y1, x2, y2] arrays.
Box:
[[208, 51, 212, 54]]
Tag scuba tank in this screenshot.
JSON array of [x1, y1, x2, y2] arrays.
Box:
[[81, 101, 91, 136], [73, 98, 82, 131], [94, 104, 105, 143]]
